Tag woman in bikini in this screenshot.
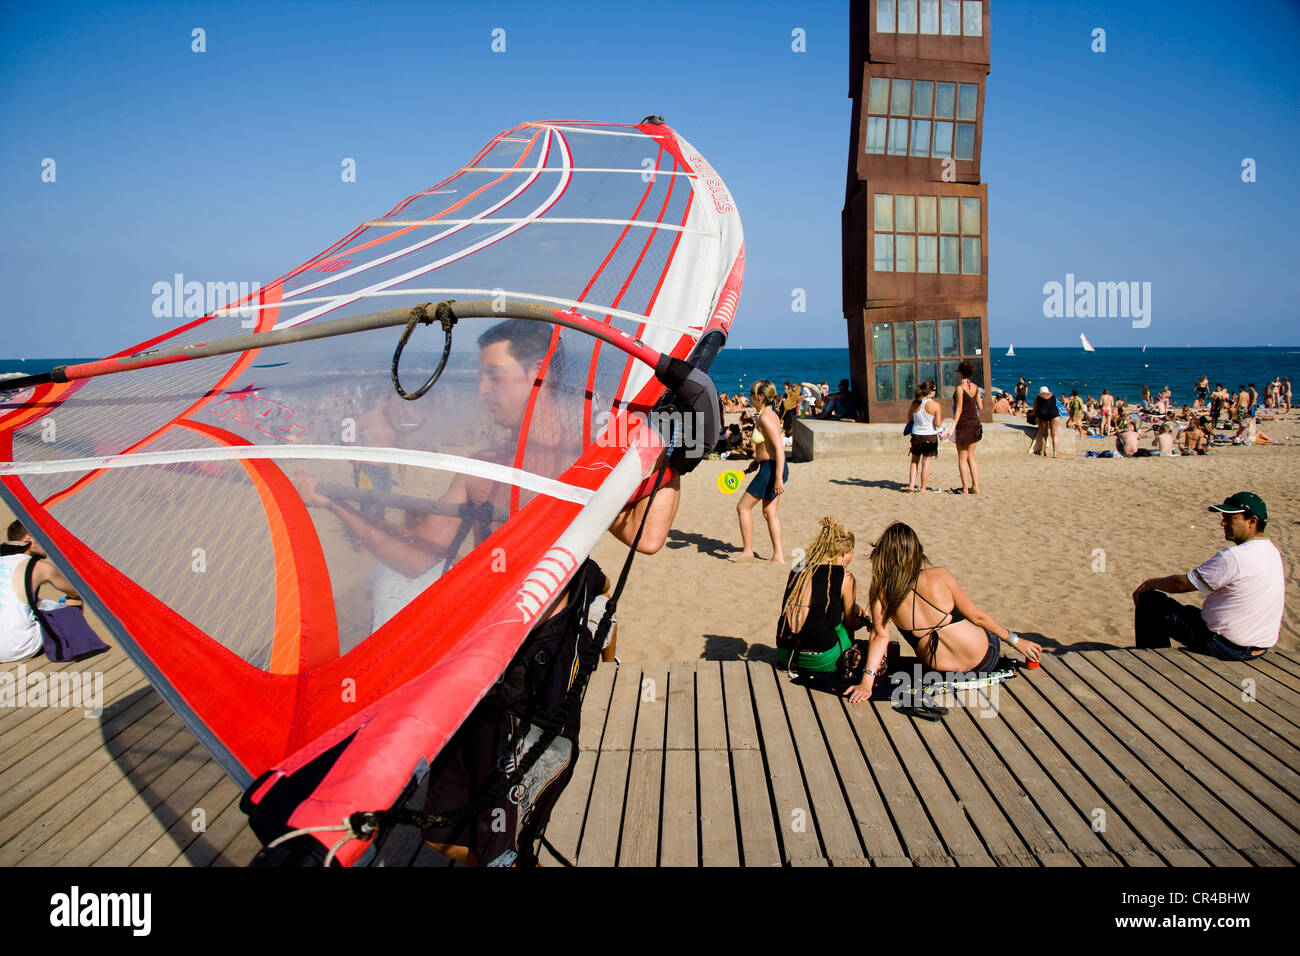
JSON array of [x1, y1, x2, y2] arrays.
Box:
[[730, 379, 787, 563], [843, 522, 1041, 703], [775, 517, 868, 675]]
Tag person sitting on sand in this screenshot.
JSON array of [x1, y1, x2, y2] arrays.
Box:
[[1, 519, 34, 557], [775, 517, 870, 675], [730, 379, 787, 563], [1181, 418, 1209, 456], [0, 527, 84, 662], [843, 522, 1041, 703], [1132, 492, 1284, 660], [992, 392, 1011, 415], [1115, 419, 1140, 458], [1154, 421, 1179, 456]]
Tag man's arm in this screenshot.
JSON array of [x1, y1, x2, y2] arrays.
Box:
[[609, 472, 680, 554], [1132, 573, 1196, 603], [31, 558, 81, 603]]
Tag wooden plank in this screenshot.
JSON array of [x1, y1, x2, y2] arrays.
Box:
[[1131, 650, 1300, 778], [1272, 646, 1300, 668], [0, 655, 136, 745], [63, 737, 215, 866], [939, 698, 1078, 866], [545, 661, 617, 862], [1211, 659, 1300, 729], [843, 701, 951, 865], [1157, 650, 1300, 748], [0, 691, 173, 823], [0, 708, 201, 862], [166, 778, 246, 867], [747, 665, 823, 864], [1072, 653, 1298, 864], [130, 766, 238, 866], [620, 661, 667, 866], [577, 663, 639, 867], [1262, 651, 1300, 680], [1253, 658, 1300, 693], [1035, 658, 1249, 866], [659, 661, 697, 867], [1002, 669, 1206, 866], [717, 660, 764, 868], [211, 820, 264, 866], [876, 703, 994, 866], [809, 691, 909, 866], [776, 678, 865, 863], [959, 684, 1124, 866]]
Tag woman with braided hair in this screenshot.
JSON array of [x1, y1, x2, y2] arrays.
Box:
[[775, 517, 869, 675], [843, 522, 1040, 703]]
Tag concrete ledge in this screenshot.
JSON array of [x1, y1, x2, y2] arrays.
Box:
[[792, 414, 1085, 460]]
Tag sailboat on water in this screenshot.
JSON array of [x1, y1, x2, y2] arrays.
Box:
[[1006, 344, 1015, 356], [1081, 333, 1095, 352]]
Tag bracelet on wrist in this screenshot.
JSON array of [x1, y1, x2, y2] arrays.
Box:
[[1007, 632, 1019, 646]]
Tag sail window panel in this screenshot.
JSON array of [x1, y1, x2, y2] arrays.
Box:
[[890, 80, 912, 116], [957, 84, 979, 121], [917, 195, 937, 233], [917, 235, 938, 273], [874, 234, 895, 272], [954, 123, 976, 160], [962, 237, 981, 275], [878, 0, 896, 33], [868, 77, 891, 114], [932, 122, 952, 159], [939, 318, 960, 357], [875, 366, 897, 403], [916, 320, 938, 358], [895, 194, 916, 232], [865, 117, 888, 154], [872, 323, 895, 362], [896, 362, 918, 401], [912, 81, 934, 117], [898, 0, 918, 33], [939, 236, 959, 274], [939, 196, 959, 234], [920, 0, 940, 34], [961, 316, 983, 355], [895, 234, 916, 272], [963, 1, 983, 36], [961, 197, 981, 235], [874, 194, 894, 231], [934, 82, 956, 119], [910, 120, 931, 156], [893, 322, 916, 360], [942, 0, 961, 35], [888, 119, 909, 155]]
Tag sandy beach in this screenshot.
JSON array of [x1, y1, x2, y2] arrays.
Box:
[[590, 408, 1300, 662]]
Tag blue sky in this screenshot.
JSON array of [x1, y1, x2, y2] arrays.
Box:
[[1, 0, 1297, 355]]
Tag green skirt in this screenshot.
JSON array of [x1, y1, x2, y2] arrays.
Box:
[[777, 624, 852, 673]]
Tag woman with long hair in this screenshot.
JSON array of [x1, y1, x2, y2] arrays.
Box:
[[776, 517, 868, 674], [730, 379, 788, 563], [906, 380, 942, 492], [952, 361, 983, 494], [843, 522, 1041, 703]]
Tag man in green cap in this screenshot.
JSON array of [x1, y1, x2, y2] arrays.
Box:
[[1131, 492, 1284, 659]]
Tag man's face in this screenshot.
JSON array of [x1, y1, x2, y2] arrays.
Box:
[[1220, 511, 1257, 544], [478, 340, 538, 430]]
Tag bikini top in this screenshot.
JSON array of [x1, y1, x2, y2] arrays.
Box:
[[895, 586, 966, 649]]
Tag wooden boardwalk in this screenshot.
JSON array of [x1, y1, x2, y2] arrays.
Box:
[[2, 647, 1299, 867]]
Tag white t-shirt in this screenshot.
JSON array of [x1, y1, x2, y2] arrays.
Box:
[[1187, 538, 1285, 648], [0, 554, 42, 663]]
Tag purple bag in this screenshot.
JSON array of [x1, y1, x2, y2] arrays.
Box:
[[23, 557, 110, 663]]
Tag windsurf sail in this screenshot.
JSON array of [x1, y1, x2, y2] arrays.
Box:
[[0, 118, 743, 865], [1081, 333, 1095, 352]]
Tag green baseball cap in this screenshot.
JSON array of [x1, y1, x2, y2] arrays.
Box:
[[1208, 492, 1268, 522]]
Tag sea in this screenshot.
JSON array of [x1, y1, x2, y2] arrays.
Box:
[[4, 347, 1299, 410]]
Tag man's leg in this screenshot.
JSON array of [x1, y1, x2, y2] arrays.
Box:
[[1134, 590, 1214, 651]]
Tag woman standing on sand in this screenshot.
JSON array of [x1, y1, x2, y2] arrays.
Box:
[[1100, 389, 1115, 436], [952, 360, 982, 495], [1031, 386, 1060, 457], [775, 517, 869, 675], [906, 381, 942, 493], [730, 379, 787, 563], [842, 522, 1041, 703]]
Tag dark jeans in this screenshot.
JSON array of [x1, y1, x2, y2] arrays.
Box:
[[1134, 591, 1268, 662]]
